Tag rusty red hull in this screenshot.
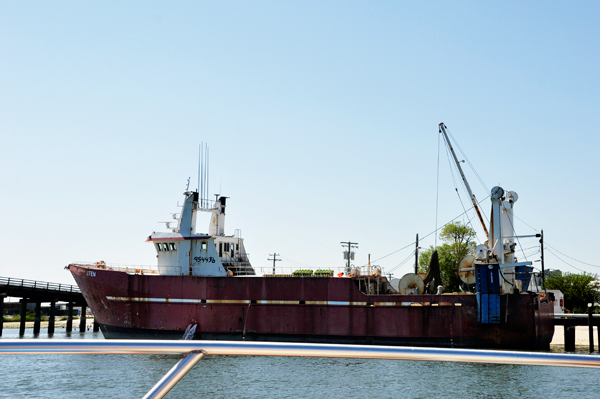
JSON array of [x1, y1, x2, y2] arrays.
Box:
[[69, 265, 554, 349]]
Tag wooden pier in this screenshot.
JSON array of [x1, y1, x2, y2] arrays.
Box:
[[0, 276, 97, 336]]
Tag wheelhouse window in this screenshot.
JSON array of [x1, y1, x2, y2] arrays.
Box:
[[162, 243, 169, 251], [156, 243, 162, 252], [169, 243, 176, 251], [201, 242, 207, 250]]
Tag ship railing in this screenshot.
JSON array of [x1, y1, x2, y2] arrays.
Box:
[[75, 263, 182, 276], [0, 276, 81, 293], [246, 266, 387, 277], [220, 253, 251, 263], [2, 339, 600, 399], [195, 198, 218, 210]]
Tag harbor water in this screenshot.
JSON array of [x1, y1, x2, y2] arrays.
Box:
[[1, 328, 599, 399]]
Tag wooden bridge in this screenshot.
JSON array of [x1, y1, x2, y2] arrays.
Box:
[[555, 310, 600, 352], [0, 276, 97, 336]]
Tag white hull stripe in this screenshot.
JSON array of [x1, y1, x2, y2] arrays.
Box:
[[106, 296, 462, 307]]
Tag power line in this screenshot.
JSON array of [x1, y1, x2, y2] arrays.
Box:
[[364, 201, 490, 267], [510, 214, 600, 269], [545, 243, 600, 269], [387, 250, 417, 274], [546, 248, 586, 273]]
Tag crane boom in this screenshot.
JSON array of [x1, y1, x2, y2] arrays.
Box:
[[439, 123, 489, 238]]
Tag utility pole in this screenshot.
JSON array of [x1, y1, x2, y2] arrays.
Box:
[[415, 234, 419, 274], [340, 241, 358, 274], [268, 252, 281, 275]]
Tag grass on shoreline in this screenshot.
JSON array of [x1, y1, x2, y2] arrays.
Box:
[[3, 315, 70, 322]]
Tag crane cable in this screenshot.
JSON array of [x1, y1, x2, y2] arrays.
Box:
[[435, 130, 441, 248]]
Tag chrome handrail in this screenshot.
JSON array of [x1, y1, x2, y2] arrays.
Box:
[[2, 339, 599, 398]]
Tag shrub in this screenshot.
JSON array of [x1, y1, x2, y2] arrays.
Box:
[[314, 269, 334, 277], [292, 269, 314, 277]]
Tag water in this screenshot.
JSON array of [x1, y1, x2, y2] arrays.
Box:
[[1, 329, 598, 399]]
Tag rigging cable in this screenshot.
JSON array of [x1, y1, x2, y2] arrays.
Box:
[[441, 126, 489, 243], [445, 126, 488, 194], [443, 135, 481, 245], [435, 129, 441, 248], [502, 203, 527, 261]]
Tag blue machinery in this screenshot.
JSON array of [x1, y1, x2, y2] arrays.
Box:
[[475, 262, 535, 324], [475, 263, 501, 324], [2, 339, 600, 398]]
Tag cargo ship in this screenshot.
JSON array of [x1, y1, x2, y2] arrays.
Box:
[[69, 127, 555, 349]]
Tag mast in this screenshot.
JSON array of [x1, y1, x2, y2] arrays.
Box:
[[439, 123, 489, 239]]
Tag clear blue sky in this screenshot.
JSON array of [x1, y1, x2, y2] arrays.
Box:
[[1, 1, 599, 284]]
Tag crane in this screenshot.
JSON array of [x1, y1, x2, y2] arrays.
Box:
[[438, 123, 489, 239]]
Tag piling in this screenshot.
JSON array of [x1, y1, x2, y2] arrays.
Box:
[[0, 294, 4, 337], [564, 325, 576, 352], [66, 302, 73, 333], [589, 304, 595, 352], [79, 304, 86, 333], [33, 301, 41, 335], [19, 300, 27, 336], [48, 300, 56, 335], [93, 318, 99, 332]]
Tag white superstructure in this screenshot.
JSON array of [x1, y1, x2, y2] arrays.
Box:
[[147, 191, 254, 277]]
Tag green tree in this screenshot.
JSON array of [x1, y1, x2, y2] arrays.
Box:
[[418, 222, 476, 292], [544, 272, 600, 313]]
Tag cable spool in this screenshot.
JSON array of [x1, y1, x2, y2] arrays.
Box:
[[398, 273, 424, 295], [457, 255, 476, 285]]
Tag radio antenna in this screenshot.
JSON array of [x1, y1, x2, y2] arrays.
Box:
[[197, 143, 210, 207], [206, 146, 209, 206], [197, 143, 202, 199]]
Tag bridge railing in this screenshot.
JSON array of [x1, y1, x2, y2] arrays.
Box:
[[0, 277, 80, 293]]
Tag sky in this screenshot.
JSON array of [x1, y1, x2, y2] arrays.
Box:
[[1, 1, 599, 286]]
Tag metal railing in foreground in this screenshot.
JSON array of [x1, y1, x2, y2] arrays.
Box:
[[1, 340, 600, 399]]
